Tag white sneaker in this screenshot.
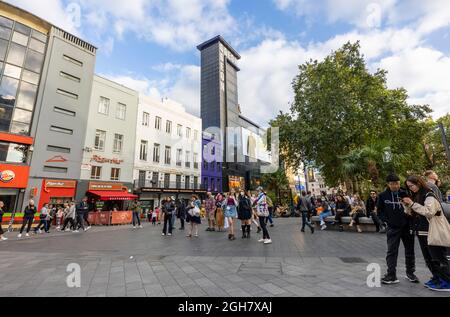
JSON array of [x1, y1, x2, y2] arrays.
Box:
[[74, 230, 79, 233], [87, 226, 91, 230], [38, 229, 42, 234], [139, 225, 143, 229], [17, 234, 22, 238], [162, 233, 166, 236], [65, 229, 71, 232], [320, 221, 325, 226], [321, 225, 327, 231], [264, 239, 273, 244], [258, 239, 265, 243], [1, 236, 8, 241], [168, 233, 172, 236], [25, 233, 30, 237], [133, 226, 136, 229]]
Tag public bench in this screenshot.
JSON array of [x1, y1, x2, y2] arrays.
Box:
[[311, 215, 377, 232]]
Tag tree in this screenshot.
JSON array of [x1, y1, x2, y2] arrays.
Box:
[[271, 42, 432, 192]]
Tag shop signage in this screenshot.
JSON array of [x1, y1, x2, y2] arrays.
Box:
[[46, 155, 68, 163], [141, 188, 161, 193], [0, 170, 15, 183], [0, 164, 29, 188], [90, 155, 124, 165], [89, 182, 124, 191], [44, 180, 76, 189]]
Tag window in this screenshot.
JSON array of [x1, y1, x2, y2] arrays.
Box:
[[116, 103, 126, 120], [0, 16, 13, 29], [204, 178, 208, 190], [21, 70, 40, 85], [90, 166, 102, 180], [142, 112, 149, 126], [54, 107, 75, 117], [11, 31, 28, 46], [63, 54, 83, 67], [4, 64, 22, 79], [177, 124, 182, 137], [194, 130, 198, 141], [111, 168, 120, 181], [14, 23, 31, 36], [203, 160, 208, 170], [12, 108, 32, 124], [94, 130, 106, 150], [166, 120, 172, 134], [29, 38, 45, 54], [0, 39, 8, 59], [31, 29, 47, 43], [165, 146, 171, 165], [7, 43, 26, 66], [186, 127, 191, 139], [193, 153, 199, 169], [153, 144, 160, 163], [50, 126, 73, 135], [0, 141, 28, 163], [176, 149, 182, 167], [194, 176, 198, 189], [113, 134, 123, 153], [24, 50, 44, 73], [0, 76, 19, 107], [60, 71, 80, 83], [140, 140, 148, 161], [47, 145, 70, 154], [155, 116, 161, 130], [0, 29, 11, 42], [98, 97, 110, 115], [185, 151, 190, 168], [56, 89, 78, 99], [44, 166, 68, 174], [16, 82, 38, 111]]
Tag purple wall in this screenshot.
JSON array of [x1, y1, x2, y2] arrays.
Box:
[[202, 135, 223, 193]]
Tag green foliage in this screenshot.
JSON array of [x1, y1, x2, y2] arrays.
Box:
[[271, 41, 442, 193]]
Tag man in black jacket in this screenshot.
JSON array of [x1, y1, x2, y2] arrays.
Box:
[[162, 197, 175, 236], [377, 174, 418, 285], [75, 197, 89, 232], [366, 190, 385, 233]]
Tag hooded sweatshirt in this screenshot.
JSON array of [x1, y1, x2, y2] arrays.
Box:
[[377, 188, 410, 229]]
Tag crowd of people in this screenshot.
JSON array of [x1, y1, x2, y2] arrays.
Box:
[[147, 186, 274, 244], [295, 170, 450, 292], [0, 197, 93, 239]]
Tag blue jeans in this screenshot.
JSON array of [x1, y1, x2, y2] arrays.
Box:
[[319, 211, 332, 223], [301, 211, 313, 230], [266, 207, 274, 225]]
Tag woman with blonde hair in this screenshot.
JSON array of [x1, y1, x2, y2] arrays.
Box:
[[349, 194, 366, 233]]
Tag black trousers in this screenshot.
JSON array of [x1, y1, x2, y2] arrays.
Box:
[[179, 217, 185, 229], [386, 226, 416, 276], [301, 211, 313, 230], [76, 213, 85, 230], [369, 212, 384, 231], [418, 235, 450, 283], [351, 212, 365, 224], [20, 217, 34, 234], [335, 210, 345, 225], [83, 212, 90, 226], [163, 214, 172, 234], [259, 216, 270, 240], [132, 212, 141, 226], [34, 220, 48, 232], [61, 217, 75, 231]]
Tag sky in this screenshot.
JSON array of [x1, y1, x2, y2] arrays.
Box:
[[5, 0, 450, 126]]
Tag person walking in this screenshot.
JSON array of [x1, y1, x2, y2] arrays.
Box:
[[378, 174, 418, 285], [18, 200, 37, 238], [366, 190, 386, 233], [171, 197, 177, 230], [33, 203, 50, 234], [205, 192, 216, 232], [224, 191, 238, 241], [56, 207, 63, 231], [215, 193, 225, 232], [349, 194, 366, 233], [186, 195, 201, 238], [61, 203, 75, 232], [75, 197, 89, 233], [254, 187, 272, 244], [161, 197, 175, 236], [402, 175, 450, 292], [238, 190, 253, 239], [297, 191, 314, 234], [130, 199, 143, 229], [266, 194, 275, 227], [0, 201, 7, 241]]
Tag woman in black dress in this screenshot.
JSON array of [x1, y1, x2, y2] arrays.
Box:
[[186, 195, 202, 238], [238, 191, 253, 239]]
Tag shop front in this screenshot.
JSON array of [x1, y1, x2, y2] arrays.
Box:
[[37, 179, 77, 210], [86, 182, 137, 226], [0, 164, 29, 215]]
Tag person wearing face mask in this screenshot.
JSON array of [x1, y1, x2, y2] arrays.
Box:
[[377, 174, 418, 285]]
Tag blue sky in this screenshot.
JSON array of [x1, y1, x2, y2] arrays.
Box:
[[6, 0, 450, 125]]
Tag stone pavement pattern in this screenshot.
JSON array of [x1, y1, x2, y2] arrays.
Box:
[[0, 219, 448, 297]]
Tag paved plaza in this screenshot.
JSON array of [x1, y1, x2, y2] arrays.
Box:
[[0, 219, 448, 297]]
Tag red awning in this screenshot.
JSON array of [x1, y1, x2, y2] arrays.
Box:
[[87, 191, 138, 201]]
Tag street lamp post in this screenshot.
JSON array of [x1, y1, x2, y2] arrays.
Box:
[[438, 123, 450, 164]]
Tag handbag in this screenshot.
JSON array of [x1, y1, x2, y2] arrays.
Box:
[[427, 199, 450, 247]]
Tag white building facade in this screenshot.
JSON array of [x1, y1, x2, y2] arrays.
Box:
[[134, 95, 202, 209], [77, 75, 139, 197]]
